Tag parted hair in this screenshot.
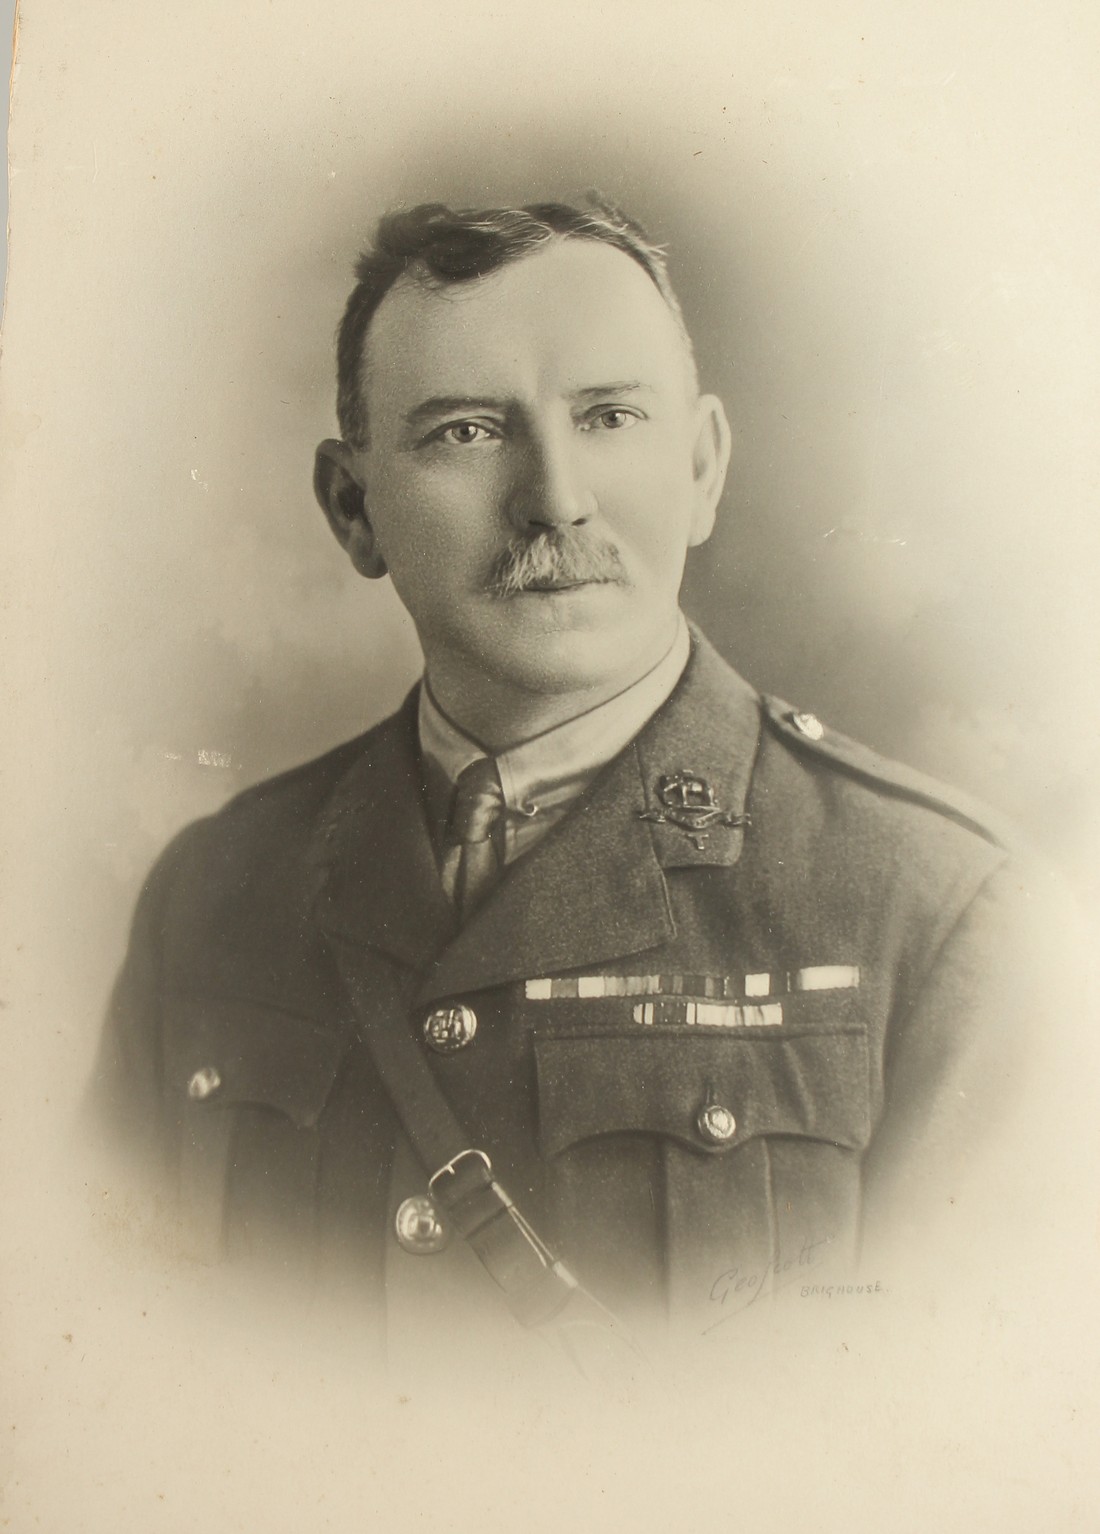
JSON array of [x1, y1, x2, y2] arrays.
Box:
[[334, 198, 693, 448]]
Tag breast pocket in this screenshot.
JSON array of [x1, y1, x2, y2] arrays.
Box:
[[162, 994, 351, 1262], [532, 1011, 872, 1310], [533, 1017, 872, 1160]]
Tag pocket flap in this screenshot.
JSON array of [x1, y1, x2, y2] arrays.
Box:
[[163, 994, 350, 1129], [535, 1029, 870, 1157]]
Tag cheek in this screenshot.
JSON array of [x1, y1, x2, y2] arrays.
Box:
[[371, 480, 488, 580], [598, 458, 698, 555], [386, 530, 476, 608]]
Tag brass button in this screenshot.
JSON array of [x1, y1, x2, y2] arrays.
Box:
[[394, 1194, 450, 1255], [790, 710, 824, 741], [187, 1066, 222, 1101], [423, 1004, 478, 1053], [697, 1103, 737, 1144]]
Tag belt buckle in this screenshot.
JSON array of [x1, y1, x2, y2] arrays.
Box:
[[427, 1146, 492, 1193], [427, 1149, 556, 1271]]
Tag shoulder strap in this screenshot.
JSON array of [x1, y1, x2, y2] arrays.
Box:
[[333, 942, 645, 1372], [761, 695, 1016, 849]]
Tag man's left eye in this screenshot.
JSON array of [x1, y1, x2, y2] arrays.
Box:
[[584, 408, 641, 432]]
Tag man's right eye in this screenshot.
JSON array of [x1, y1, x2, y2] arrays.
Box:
[[434, 421, 497, 446]]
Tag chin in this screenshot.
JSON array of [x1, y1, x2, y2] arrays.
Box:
[[486, 609, 669, 698]]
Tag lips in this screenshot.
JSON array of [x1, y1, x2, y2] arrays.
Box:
[[523, 578, 606, 592]]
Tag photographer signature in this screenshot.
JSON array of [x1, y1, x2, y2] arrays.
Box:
[[703, 1234, 835, 1334]]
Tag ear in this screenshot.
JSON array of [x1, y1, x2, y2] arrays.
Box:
[[313, 439, 388, 579], [686, 395, 732, 548]]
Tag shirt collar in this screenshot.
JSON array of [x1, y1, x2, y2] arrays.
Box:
[[418, 614, 691, 815]]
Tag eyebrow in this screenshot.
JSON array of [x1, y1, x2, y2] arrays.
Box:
[[572, 381, 651, 399], [402, 382, 654, 429], [403, 396, 500, 428]]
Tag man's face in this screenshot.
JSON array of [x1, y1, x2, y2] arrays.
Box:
[[332, 238, 730, 705]]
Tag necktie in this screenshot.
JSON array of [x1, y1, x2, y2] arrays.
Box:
[[442, 757, 505, 921]]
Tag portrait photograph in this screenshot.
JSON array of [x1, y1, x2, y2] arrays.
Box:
[[2, 0, 1098, 1528]]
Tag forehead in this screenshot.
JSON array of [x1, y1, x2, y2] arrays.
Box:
[[360, 239, 693, 410]]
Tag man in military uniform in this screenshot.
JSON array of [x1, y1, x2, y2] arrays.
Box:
[[94, 200, 1043, 1363]]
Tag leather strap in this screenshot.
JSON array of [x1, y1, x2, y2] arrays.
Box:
[[335, 946, 644, 1364]]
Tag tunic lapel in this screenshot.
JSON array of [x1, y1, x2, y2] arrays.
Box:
[[308, 691, 457, 970], [417, 631, 764, 1005], [417, 741, 674, 1004], [310, 630, 764, 1002]]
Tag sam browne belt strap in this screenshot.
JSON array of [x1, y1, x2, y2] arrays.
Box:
[[335, 950, 644, 1372]]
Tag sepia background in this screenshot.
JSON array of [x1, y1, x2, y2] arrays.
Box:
[[2, 0, 1098, 1528]]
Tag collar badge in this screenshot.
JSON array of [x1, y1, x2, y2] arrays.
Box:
[[639, 771, 750, 850]]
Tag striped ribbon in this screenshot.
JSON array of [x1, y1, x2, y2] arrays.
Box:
[[524, 965, 859, 1002]]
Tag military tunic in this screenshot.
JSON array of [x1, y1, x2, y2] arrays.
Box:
[[93, 630, 1037, 1346]]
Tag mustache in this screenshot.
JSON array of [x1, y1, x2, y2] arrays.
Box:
[[487, 530, 626, 598]]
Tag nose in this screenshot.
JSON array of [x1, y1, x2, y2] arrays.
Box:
[[507, 429, 596, 532]]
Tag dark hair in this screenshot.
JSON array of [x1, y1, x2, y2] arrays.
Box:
[[334, 198, 695, 447]]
